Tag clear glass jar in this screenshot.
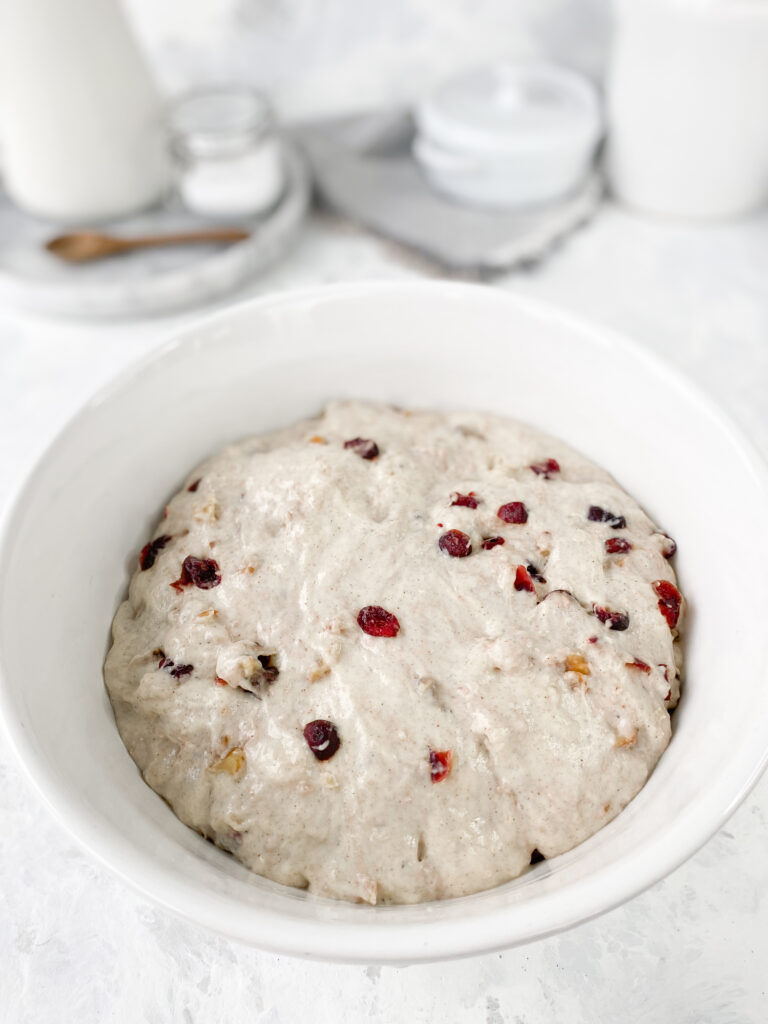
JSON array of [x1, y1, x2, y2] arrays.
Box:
[[168, 86, 285, 219]]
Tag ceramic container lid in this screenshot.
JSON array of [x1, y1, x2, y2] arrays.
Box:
[[415, 62, 602, 157]]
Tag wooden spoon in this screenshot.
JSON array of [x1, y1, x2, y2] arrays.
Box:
[[45, 227, 251, 263]]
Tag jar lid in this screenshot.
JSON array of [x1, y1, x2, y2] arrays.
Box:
[[415, 62, 602, 157], [168, 86, 274, 159]]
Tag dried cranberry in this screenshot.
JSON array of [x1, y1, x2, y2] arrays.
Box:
[[451, 492, 479, 508], [187, 478, 201, 493], [588, 636, 598, 644], [439, 529, 472, 558], [497, 502, 528, 524], [357, 605, 400, 637], [170, 663, 194, 679], [344, 438, 379, 460], [303, 720, 340, 761], [154, 649, 172, 670], [171, 555, 221, 591], [605, 537, 632, 555], [530, 848, 546, 864], [653, 580, 682, 629], [661, 533, 677, 559], [214, 676, 228, 687], [139, 534, 172, 571], [530, 459, 560, 479], [526, 563, 546, 583], [593, 605, 630, 631], [257, 654, 279, 683], [482, 536, 505, 550], [588, 506, 627, 529], [659, 664, 670, 682], [626, 658, 651, 673], [429, 749, 452, 783], [514, 565, 536, 593]]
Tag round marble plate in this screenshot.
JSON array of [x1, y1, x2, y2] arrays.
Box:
[[0, 143, 311, 319]]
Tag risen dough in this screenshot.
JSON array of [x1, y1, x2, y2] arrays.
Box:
[[105, 402, 682, 904]]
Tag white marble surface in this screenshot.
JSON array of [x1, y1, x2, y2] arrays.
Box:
[[2, 202, 768, 1022]]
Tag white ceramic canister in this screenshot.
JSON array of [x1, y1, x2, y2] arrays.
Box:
[[0, 0, 170, 223], [606, 0, 768, 219], [413, 62, 603, 209]]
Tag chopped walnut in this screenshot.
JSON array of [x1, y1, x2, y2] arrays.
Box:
[[564, 654, 590, 676], [309, 660, 331, 682], [194, 498, 220, 522], [209, 747, 245, 776], [197, 608, 218, 620]]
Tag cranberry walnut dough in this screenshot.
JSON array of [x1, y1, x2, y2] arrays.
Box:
[[104, 401, 682, 905]]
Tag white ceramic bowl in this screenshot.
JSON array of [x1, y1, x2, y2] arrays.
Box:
[[2, 282, 768, 964]]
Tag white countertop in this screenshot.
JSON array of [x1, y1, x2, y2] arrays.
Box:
[[2, 203, 767, 1023]]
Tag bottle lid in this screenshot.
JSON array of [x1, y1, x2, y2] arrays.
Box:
[[168, 86, 274, 160]]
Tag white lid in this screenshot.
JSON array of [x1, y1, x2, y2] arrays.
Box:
[[415, 62, 602, 157]]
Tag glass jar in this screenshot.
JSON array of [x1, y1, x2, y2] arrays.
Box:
[[168, 86, 285, 219]]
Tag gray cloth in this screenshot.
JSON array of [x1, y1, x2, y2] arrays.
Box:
[[293, 109, 603, 274]]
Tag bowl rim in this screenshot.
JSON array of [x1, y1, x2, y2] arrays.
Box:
[[2, 279, 768, 964]]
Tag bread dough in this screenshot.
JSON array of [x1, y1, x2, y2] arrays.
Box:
[[104, 401, 682, 904]]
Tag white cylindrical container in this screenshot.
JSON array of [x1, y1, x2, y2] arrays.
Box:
[[0, 0, 170, 223], [606, 0, 768, 219], [413, 62, 603, 210]]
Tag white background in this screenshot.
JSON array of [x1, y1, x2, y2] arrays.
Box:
[[2, 2, 768, 1021]]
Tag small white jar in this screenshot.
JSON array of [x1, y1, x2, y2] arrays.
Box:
[[413, 62, 603, 209], [169, 86, 285, 219]]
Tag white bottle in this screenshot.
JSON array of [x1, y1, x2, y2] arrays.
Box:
[[0, 0, 170, 223], [606, 0, 768, 219]]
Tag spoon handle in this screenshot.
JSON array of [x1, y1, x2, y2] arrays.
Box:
[[115, 228, 250, 251]]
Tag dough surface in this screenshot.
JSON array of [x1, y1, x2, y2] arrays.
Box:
[[105, 401, 682, 904]]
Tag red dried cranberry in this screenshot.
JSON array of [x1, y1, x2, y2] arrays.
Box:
[[605, 537, 632, 555], [514, 565, 536, 593], [653, 580, 682, 629], [187, 478, 201, 493], [451, 492, 479, 508], [661, 533, 677, 559], [482, 536, 505, 550], [526, 563, 546, 583], [429, 749, 452, 783], [439, 529, 472, 558], [626, 658, 651, 673], [357, 605, 400, 637], [530, 459, 560, 479], [303, 720, 340, 761], [171, 555, 221, 591], [214, 675, 228, 687], [497, 501, 528, 524], [588, 506, 627, 529], [530, 848, 546, 864], [139, 534, 172, 571], [659, 664, 670, 682], [588, 636, 598, 644], [154, 649, 172, 670], [593, 605, 630, 631], [257, 654, 279, 682], [343, 438, 379, 460], [169, 663, 194, 679]]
